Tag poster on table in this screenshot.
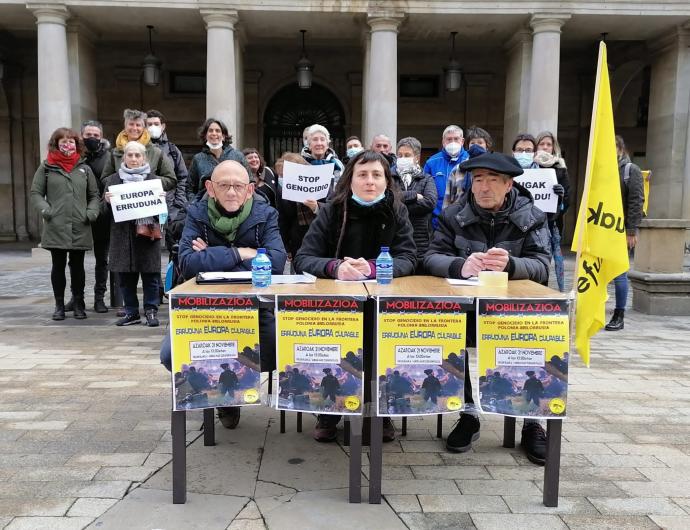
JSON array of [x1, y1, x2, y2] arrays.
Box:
[[280, 161, 333, 202], [108, 179, 167, 222], [275, 295, 364, 415], [169, 293, 262, 411], [476, 298, 570, 419], [377, 296, 470, 416], [514, 168, 558, 214]]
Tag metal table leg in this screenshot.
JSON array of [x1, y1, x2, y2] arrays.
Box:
[[348, 416, 362, 503], [543, 419, 562, 507], [436, 414, 443, 439], [401, 416, 407, 436], [296, 412, 302, 432], [280, 410, 286, 433], [503, 416, 516, 448], [203, 408, 215, 446], [368, 415, 383, 504], [172, 410, 186, 504]]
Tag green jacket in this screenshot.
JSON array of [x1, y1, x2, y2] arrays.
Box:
[[101, 142, 176, 192], [30, 160, 101, 250]]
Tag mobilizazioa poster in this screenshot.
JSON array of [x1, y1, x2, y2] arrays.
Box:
[[275, 295, 364, 415], [477, 298, 570, 419], [169, 294, 262, 411], [377, 296, 469, 416]]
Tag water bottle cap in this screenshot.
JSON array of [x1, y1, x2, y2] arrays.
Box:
[[257, 248, 266, 254], [380, 246, 389, 252]]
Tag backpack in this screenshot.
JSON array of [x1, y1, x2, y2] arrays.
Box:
[[623, 163, 651, 216]]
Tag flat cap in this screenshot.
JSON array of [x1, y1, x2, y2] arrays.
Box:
[[458, 152, 524, 177]]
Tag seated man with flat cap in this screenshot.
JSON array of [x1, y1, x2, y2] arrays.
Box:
[[424, 151, 550, 465], [160, 160, 286, 428]]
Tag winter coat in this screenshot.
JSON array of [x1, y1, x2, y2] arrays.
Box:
[[535, 163, 570, 224], [30, 159, 100, 250], [84, 141, 112, 237], [422, 147, 470, 224], [178, 198, 286, 279], [103, 172, 163, 274], [424, 182, 551, 284], [618, 155, 645, 234], [278, 192, 319, 257], [300, 147, 344, 181], [293, 192, 417, 278], [186, 146, 249, 202], [152, 133, 189, 221], [254, 167, 278, 208], [392, 170, 437, 260], [101, 141, 176, 193]]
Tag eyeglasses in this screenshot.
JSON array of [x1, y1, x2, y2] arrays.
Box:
[[514, 148, 534, 153], [212, 181, 248, 194]]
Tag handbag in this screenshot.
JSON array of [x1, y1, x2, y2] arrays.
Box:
[[135, 223, 162, 241]]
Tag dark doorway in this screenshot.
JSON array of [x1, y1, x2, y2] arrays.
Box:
[[263, 83, 346, 165]]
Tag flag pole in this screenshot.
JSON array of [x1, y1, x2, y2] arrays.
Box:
[[570, 41, 606, 292]]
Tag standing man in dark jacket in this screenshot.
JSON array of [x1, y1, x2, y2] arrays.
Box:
[[605, 135, 645, 331], [159, 160, 286, 429], [424, 151, 551, 465], [392, 137, 437, 268], [146, 109, 189, 222], [63, 120, 111, 313]]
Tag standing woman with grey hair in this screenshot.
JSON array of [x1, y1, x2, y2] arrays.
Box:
[[393, 137, 437, 267], [101, 109, 177, 193], [103, 141, 166, 328], [300, 124, 344, 184]]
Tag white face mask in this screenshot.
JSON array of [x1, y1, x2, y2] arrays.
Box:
[[147, 125, 162, 139], [445, 142, 461, 157], [206, 141, 223, 150], [396, 157, 415, 172]]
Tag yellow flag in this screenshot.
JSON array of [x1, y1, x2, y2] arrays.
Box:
[[570, 42, 629, 367]]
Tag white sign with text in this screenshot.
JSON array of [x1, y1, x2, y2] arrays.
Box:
[[281, 161, 332, 202], [514, 168, 558, 214], [109, 179, 167, 222]]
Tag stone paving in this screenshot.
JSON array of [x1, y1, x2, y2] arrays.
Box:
[[0, 247, 688, 529]]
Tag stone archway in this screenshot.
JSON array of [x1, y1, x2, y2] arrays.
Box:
[[263, 82, 346, 165]]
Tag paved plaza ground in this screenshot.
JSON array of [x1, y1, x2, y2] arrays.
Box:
[[0, 246, 688, 530]]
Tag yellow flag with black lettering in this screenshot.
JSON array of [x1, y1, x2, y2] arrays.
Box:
[[570, 42, 629, 367]]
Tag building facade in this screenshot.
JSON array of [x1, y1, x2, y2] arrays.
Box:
[[0, 1, 689, 250]]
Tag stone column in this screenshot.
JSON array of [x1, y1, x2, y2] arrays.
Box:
[[31, 4, 72, 155], [364, 15, 403, 146], [201, 9, 238, 144], [526, 14, 570, 136], [234, 26, 245, 149], [67, 20, 98, 130], [503, 29, 532, 152], [646, 24, 690, 219], [361, 29, 371, 141]]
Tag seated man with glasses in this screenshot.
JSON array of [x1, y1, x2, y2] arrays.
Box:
[[160, 160, 286, 428]]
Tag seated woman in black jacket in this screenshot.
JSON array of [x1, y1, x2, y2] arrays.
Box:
[[293, 149, 417, 442]]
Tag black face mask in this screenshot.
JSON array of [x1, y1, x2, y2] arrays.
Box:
[[84, 137, 101, 153]]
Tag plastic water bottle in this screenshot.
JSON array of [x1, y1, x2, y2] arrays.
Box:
[[376, 246, 393, 285], [252, 248, 272, 288]]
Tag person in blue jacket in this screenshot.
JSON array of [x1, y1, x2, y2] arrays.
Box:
[[160, 160, 286, 428], [422, 125, 469, 228]]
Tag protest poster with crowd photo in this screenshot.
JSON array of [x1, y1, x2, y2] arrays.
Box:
[[169, 294, 262, 411], [377, 296, 470, 417], [476, 298, 571, 419], [275, 295, 365, 415]]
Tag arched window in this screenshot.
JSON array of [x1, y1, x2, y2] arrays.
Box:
[[263, 83, 346, 165]]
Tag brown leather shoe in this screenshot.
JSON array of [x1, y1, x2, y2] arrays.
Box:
[[313, 415, 338, 442], [382, 417, 396, 442], [217, 407, 241, 429]]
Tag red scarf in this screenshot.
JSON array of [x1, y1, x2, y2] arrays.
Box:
[[46, 150, 81, 173]]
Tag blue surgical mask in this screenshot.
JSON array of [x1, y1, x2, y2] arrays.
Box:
[[352, 192, 386, 206], [513, 152, 534, 169], [468, 144, 486, 159], [346, 147, 363, 159]]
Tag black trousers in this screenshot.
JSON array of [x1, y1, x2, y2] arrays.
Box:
[[92, 231, 110, 300], [48, 249, 85, 300]]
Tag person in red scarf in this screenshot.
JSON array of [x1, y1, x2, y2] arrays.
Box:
[[30, 127, 101, 320]]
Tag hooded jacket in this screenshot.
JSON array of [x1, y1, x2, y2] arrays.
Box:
[[152, 132, 189, 220], [424, 182, 550, 284], [392, 169, 437, 261], [618, 154, 645, 234], [186, 146, 249, 202]]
